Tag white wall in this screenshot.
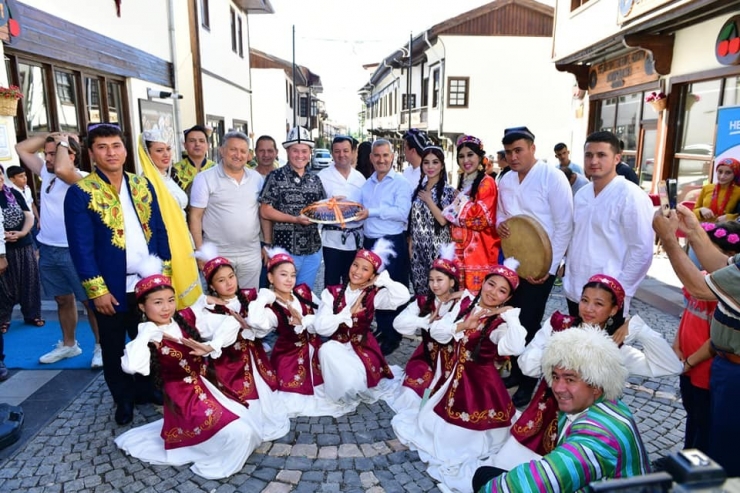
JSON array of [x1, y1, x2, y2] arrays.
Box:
[[671, 15, 732, 76], [251, 69, 290, 163], [202, 74, 251, 136], [441, 35, 575, 163], [198, 0, 252, 89], [23, 0, 171, 61], [552, 0, 620, 61]]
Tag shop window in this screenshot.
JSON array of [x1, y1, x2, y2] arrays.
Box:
[[18, 62, 50, 133], [722, 76, 740, 106], [85, 77, 101, 124], [206, 115, 224, 161], [107, 81, 123, 124], [54, 70, 79, 132], [614, 93, 640, 152], [447, 77, 469, 108]]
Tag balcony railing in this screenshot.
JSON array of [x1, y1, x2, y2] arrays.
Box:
[[400, 107, 428, 126]]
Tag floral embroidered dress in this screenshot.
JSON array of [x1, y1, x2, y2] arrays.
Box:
[[492, 310, 683, 472], [247, 284, 355, 418], [448, 174, 500, 292], [114, 319, 262, 479], [182, 289, 290, 441], [385, 295, 466, 414], [314, 270, 410, 405], [391, 292, 526, 493], [409, 182, 456, 295]]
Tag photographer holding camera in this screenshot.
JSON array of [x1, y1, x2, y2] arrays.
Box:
[[654, 204, 740, 478], [473, 327, 650, 493]]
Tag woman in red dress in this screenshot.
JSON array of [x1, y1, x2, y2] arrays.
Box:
[[391, 259, 526, 493], [115, 256, 262, 479], [443, 135, 501, 291]]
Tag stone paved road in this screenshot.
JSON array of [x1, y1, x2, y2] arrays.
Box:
[[0, 286, 685, 493]]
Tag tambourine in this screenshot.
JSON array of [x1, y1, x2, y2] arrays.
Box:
[[300, 198, 365, 227], [500, 215, 553, 279]]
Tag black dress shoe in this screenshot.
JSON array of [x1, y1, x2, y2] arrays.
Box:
[[512, 385, 535, 408], [380, 339, 400, 356], [115, 402, 134, 425]]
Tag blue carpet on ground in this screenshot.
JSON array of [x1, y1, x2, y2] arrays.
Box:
[[4, 320, 98, 370]]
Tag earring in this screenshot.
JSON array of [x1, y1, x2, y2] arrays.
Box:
[[606, 316, 614, 328], [477, 164, 484, 171], [457, 168, 464, 175]]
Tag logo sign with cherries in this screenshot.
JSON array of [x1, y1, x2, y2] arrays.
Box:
[[717, 15, 740, 65]]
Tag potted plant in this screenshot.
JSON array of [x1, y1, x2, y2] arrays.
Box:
[[0, 86, 22, 116], [645, 91, 668, 112]]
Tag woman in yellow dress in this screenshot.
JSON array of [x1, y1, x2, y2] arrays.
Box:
[[693, 157, 740, 223]]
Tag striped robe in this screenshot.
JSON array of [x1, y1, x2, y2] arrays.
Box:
[[481, 399, 650, 492]]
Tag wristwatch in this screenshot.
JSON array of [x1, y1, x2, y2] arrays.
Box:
[[56, 141, 70, 149]]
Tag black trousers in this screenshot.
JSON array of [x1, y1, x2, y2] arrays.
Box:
[[364, 233, 409, 345], [472, 466, 507, 492], [508, 275, 556, 388], [567, 299, 580, 317], [323, 246, 358, 288], [96, 293, 153, 405], [680, 374, 711, 453]]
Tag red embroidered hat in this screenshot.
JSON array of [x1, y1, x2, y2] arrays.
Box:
[[265, 246, 294, 271], [431, 243, 460, 281], [489, 258, 520, 291], [355, 249, 382, 272], [203, 257, 233, 283], [456, 134, 483, 150], [135, 274, 172, 301], [587, 274, 625, 308]]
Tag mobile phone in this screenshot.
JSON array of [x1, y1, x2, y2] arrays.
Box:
[[666, 178, 677, 210], [658, 180, 671, 217]]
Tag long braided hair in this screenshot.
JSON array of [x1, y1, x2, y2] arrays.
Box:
[[207, 264, 251, 317], [457, 141, 487, 201], [273, 288, 318, 329], [409, 147, 449, 235]]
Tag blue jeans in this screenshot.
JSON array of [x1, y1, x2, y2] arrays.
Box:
[[293, 250, 322, 292], [709, 356, 740, 476]]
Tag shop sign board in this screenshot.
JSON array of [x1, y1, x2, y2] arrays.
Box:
[[618, 0, 674, 24], [714, 106, 740, 180], [588, 50, 658, 96]]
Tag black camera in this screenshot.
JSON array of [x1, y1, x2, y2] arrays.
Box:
[[590, 449, 729, 492]]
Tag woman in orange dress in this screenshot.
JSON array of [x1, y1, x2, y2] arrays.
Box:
[[443, 135, 500, 292]]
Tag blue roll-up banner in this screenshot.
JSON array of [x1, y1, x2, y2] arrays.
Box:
[[715, 105, 740, 182]]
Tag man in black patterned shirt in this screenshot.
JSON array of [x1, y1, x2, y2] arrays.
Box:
[[259, 126, 327, 290]]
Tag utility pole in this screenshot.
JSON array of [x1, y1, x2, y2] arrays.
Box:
[[292, 25, 297, 128], [407, 32, 413, 132]]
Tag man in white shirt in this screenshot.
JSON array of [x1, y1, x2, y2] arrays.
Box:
[[15, 133, 102, 368], [401, 128, 430, 187], [563, 131, 653, 315], [318, 135, 366, 286], [497, 126, 574, 407], [189, 131, 264, 289]]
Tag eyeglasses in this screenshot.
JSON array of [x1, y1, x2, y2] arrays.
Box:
[[45, 177, 57, 194]]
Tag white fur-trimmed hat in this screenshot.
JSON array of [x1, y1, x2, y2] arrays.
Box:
[[282, 126, 314, 149], [542, 325, 627, 401]]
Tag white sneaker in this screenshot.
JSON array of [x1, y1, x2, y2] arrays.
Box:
[[91, 344, 103, 368], [39, 341, 82, 364]]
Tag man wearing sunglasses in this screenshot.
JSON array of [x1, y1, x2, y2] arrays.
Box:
[[15, 132, 102, 369]]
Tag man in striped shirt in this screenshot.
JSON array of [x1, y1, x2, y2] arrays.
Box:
[[473, 327, 650, 493]]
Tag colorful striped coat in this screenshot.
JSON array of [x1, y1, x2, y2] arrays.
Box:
[[481, 399, 650, 492]]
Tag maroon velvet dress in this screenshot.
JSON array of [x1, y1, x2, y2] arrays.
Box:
[[510, 311, 575, 455], [401, 296, 467, 398], [326, 284, 393, 387], [267, 284, 323, 395], [433, 314, 516, 431], [196, 289, 278, 404]]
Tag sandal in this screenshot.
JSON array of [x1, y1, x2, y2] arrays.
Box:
[[0, 322, 9, 334], [24, 318, 45, 327]]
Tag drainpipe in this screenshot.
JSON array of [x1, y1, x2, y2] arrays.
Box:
[[245, 11, 255, 141], [167, 0, 182, 157], [424, 31, 445, 142]]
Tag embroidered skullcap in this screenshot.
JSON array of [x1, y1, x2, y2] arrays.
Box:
[[542, 325, 627, 401], [456, 134, 483, 150], [502, 126, 536, 145], [283, 126, 315, 149], [265, 246, 294, 271], [431, 243, 460, 281], [489, 257, 520, 291], [194, 242, 233, 284], [403, 128, 431, 154], [355, 237, 396, 273], [134, 254, 172, 301], [586, 274, 625, 309]]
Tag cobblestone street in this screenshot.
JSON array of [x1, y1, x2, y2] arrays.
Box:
[[0, 285, 685, 493]]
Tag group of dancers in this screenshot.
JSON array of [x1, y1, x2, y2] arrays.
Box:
[[113, 236, 682, 492]]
